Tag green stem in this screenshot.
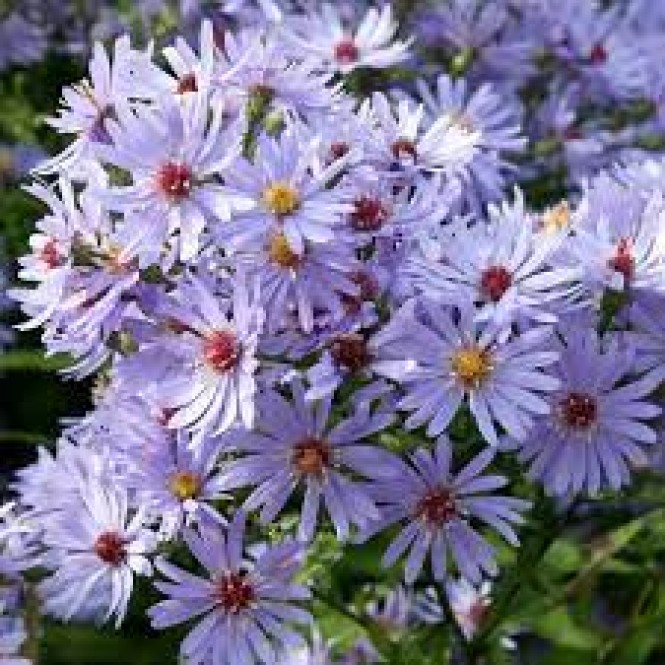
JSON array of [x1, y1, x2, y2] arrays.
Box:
[[0, 350, 69, 372]]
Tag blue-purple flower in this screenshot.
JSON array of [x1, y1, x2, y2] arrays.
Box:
[[149, 511, 311, 665], [362, 438, 530, 584]]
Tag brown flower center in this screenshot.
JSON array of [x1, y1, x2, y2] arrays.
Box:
[[558, 391, 597, 430], [350, 196, 389, 232], [177, 73, 198, 94], [416, 488, 458, 526], [203, 331, 240, 373], [268, 232, 302, 269], [480, 265, 512, 302], [608, 238, 634, 282], [391, 138, 418, 162], [589, 42, 608, 65], [94, 531, 126, 566], [215, 572, 255, 614], [330, 333, 371, 372], [156, 161, 193, 201], [329, 141, 350, 162], [292, 437, 331, 476]]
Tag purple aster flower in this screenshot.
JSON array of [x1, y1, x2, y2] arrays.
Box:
[[414, 74, 525, 210], [39, 36, 149, 173], [445, 577, 493, 641], [501, 326, 662, 496], [568, 174, 665, 301], [283, 4, 412, 74], [403, 189, 581, 330], [102, 92, 249, 263], [221, 128, 353, 254], [124, 431, 228, 539], [372, 298, 560, 446], [362, 437, 530, 584], [141, 274, 263, 442], [366, 92, 480, 179], [216, 381, 396, 540], [39, 481, 156, 627], [219, 30, 346, 119], [228, 230, 361, 334], [149, 511, 311, 665]]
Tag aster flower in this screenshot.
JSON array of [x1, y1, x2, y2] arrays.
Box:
[[216, 381, 396, 540], [220, 30, 346, 119], [39, 36, 149, 173], [149, 511, 311, 665], [0, 11, 46, 70], [125, 431, 228, 538], [403, 190, 581, 330], [143, 274, 263, 442], [568, 174, 665, 300], [221, 128, 353, 254], [501, 326, 662, 496], [366, 92, 480, 179], [362, 438, 530, 584], [415, 74, 525, 210], [372, 298, 560, 446], [102, 92, 249, 262], [283, 4, 412, 74], [445, 577, 492, 641], [39, 481, 156, 627]]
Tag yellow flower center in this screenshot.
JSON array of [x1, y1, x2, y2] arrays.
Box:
[[168, 471, 201, 501], [268, 232, 302, 269], [262, 181, 300, 216], [540, 201, 570, 233], [451, 345, 493, 388]]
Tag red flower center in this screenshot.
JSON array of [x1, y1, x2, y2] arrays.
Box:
[[156, 161, 193, 200], [216, 572, 255, 614], [293, 437, 331, 476], [334, 39, 359, 64], [177, 73, 198, 94], [589, 42, 608, 65], [608, 238, 634, 282], [203, 331, 240, 373], [480, 265, 512, 302], [40, 239, 61, 269], [416, 488, 458, 526], [94, 531, 126, 566], [340, 270, 380, 314], [330, 333, 371, 372], [329, 141, 350, 162], [559, 391, 597, 430], [391, 138, 418, 162], [350, 196, 390, 232]]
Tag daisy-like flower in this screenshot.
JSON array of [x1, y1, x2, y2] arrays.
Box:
[[372, 299, 560, 446], [415, 74, 525, 210], [404, 190, 581, 330], [148, 275, 263, 442], [0, 615, 30, 665], [221, 128, 353, 254], [502, 325, 662, 496], [220, 30, 345, 119], [366, 93, 480, 179], [148, 511, 311, 665], [230, 230, 362, 334], [362, 438, 530, 584], [102, 92, 249, 262], [126, 431, 227, 539], [568, 174, 665, 300], [39, 481, 156, 627], [216, 381, 396, 541], [283, 4, 412, 74], [39, 36, 148, 173]]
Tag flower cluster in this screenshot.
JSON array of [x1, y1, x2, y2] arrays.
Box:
[[4, 1, 665, 663]]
